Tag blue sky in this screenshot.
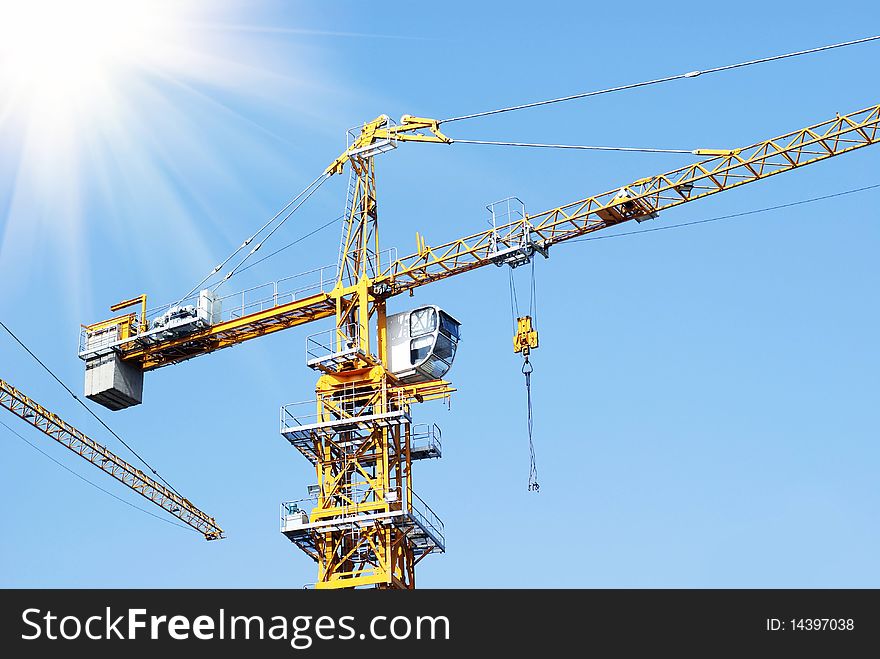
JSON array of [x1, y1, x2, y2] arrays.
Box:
[[1, 0, 879, 587]]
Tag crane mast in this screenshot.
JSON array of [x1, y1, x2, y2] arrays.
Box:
[[281, 116, 455, 588], [76, 103, 879, 588]]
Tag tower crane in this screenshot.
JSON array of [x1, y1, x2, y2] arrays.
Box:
[[77, 102, 879, 588], [0, 377, 223, 540]]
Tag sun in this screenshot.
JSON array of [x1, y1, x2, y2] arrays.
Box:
[[0, 1, 176, 109], [0, 0, 323, 305], [0, 0, 195, 166]]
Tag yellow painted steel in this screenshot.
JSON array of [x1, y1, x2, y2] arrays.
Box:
[[309, 366, 419, 589], [692, 148, 742, 156], [127, 292, 336, 370], [513, 315, 539, 355], [88, 104, 878, 370], [382, 104, 880, 293], [325, 115, 451, 176], [304, 367, 452, 589], [306, 132, 455, 588], [83, 313, 138, 341], [0, 378, 224, 540], [79, 102, 880, 588], [109, 294, 148, 333]]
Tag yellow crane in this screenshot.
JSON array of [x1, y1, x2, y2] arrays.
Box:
[[78, 102, 879, 588], [0, 377, 223, 540]]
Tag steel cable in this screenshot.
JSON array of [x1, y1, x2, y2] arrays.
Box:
[[0, 321, 184, 497], [441, 35, 880, 124]]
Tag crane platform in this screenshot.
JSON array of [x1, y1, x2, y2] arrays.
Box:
[[280, 401, 443, 464], [280, 399, 412, 464], [305, 325, 371, 372], [411, 423, 442, 460], [280, 489, 445, 562]]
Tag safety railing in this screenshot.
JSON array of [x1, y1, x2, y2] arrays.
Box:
[[305, 323, 367, 365], [280, 486, 443, 545], [488, 197, 526, 251], [140, 262, 338, 326], [80, 245, 402, 356], [280, 390, 410, 431], [220, 263, 338, 322], [411, 423, 442, 457], [280, 400, 320, 431], [80, 262, 340, 356], [280, 499, 315, 532], [144, 247, 397, 327], [79, 325, 122, 355], [407, 488, 445, 548]]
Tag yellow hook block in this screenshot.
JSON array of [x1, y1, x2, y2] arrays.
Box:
[[513, 315, 539, 355]]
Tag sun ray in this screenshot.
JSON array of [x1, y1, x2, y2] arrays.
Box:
[[0, 0, 338, 309]]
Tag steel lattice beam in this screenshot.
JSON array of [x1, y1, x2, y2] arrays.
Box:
[[383, 104, 880, 292], [95, 104, 878, 371], [0, 378, 224, 540]]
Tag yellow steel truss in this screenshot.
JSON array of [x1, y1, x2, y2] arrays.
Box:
[[383, 104, 880, 293], [86, 103, 878, 370], [0, 378, 224, 540], [310, 367, 415, 588], [78, 102, 879, 588], [305, 123, 454, 586]]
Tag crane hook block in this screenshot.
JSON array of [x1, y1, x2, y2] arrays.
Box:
[[513, 315, 539, 355]]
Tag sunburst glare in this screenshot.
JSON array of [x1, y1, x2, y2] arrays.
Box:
[[1, 1, 172, 102], [0, 0, 336, 312]]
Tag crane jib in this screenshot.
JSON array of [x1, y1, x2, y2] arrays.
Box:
[[78, 103, 878, 387]]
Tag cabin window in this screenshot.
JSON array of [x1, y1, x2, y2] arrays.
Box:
[[409, 307, 437, 337], [433, 333, 456, 361], [439, 312, 460, 339], [410, 335, 433, 364]]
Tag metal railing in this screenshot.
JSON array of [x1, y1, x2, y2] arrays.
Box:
[[280, 486, 444, 549], [140, 263, 337, 324], [407, 487, 445, 548], [336, 247, 399, 287], [488, 196, 527, 253], [146, 248, 395, 326], [280, 400, 318, 430], [80, 262, 339, 355], [411, 423, 442, 456], [219, 263, 338, 322], [80, 245, 402, 356], [280, 499, 315, 532], [305, 323, 366, 363], [280, 390, 410, 431], [79, 325, 122, 355]]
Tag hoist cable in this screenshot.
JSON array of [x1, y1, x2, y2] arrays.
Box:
[[0, 321, 184, 498], [212, 173, 330, 293], [529, 258, 537, 323], [527, 259, 539, 492], [508, 268, 519, 332], [440, 35, 880, 124], [523, 358, 539, 493], [507, 258, 541, 492]]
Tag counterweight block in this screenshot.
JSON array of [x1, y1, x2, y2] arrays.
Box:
[[84, 353, 143, 411]]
